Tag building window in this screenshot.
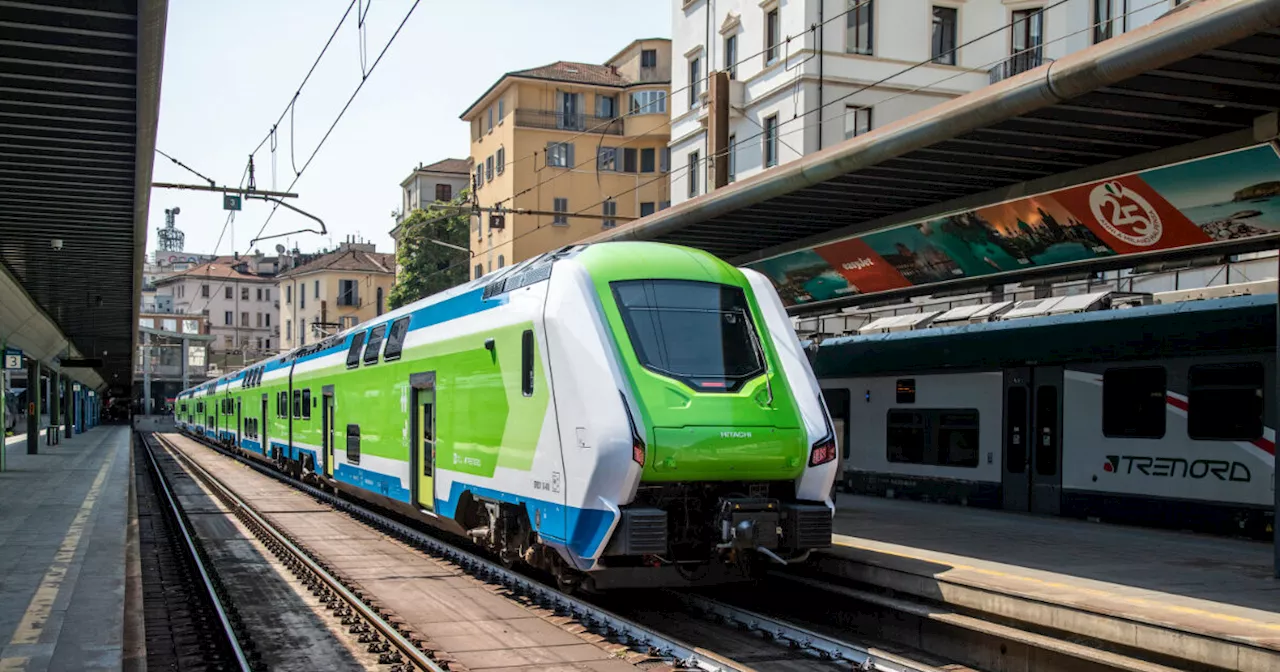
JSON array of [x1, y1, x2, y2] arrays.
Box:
[[623, 148, 638, 173], [241, 287, 249, 300], [1011, 9, 1044, 65], [630, 90, 667, 115], [1102, 367, 1166, 438], [553, 197, 569, 226], [765, 7, 780, 64], [474, 264, 483, 279], [474, 164, 483, 190], [435, 183, 452, 201], [286, 319, 292, 339], [256, 288, 263, 301], [844, 106, 871, 139], [201, 283, 210, 298], [338, 279, 359, 307], [660, 147, 669, 173], [602, 200, 617, 229], [224, 311, 233, 326], [1188, 362, 1264, 440], [727, 134, 736, 182], [264, 288, 270, 301], [725, 34, 738, 79], [932, 6, 957, 64], [498, 255, 505, 268], [256, 312, 263, 328], [763, 114, 778, 167], [224, 286, 233, 300], [886, 409, 979, 468], [640, 202, 656, 217], [286, 285, 292, 304], [496, 147, 505, 175], [486, 155, 494, 182], [1094, 0, 1118, 43], [300, 319, 306, 345], [241, 311, 249, 327], [546, 142, 574, 168], [640, 147, 656, 173], [687, 151, 699, 198], [641, 48, 658, 68], [376, 287, 384, 316], [597, 147, 618, 172], [256, 337, 263, 350], [847, 0, 873, 55], [659, 200, 670, 210], [596, 94, 617, 119], [487, 105, 494, 132], [300, 286, 306, 309], [688, 55, 701, 110], [265, 313, 270, 327], [497, 96, 505, 121]]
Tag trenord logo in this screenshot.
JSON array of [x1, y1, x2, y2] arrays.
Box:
[[1103, 455, 1251, 482]]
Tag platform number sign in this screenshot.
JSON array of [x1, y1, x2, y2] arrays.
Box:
[[223, 194, 242, 211], [3, 349, 21, 370]]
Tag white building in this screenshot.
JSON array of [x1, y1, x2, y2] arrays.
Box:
[[669, 0, 1197, 205], [153, 256, 280, 368]]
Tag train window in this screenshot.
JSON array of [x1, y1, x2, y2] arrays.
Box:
[[302, 389, 311, 419], [363, 325, 387, 365], [1188, 362, 1263, 441], [886, 410, 926, 464], [383, 317, 410, 361], [1035, 386, 1059, 476], [822, 388, 852, 460], [346, 331, 366, 368], [522, 330, 535, 397], [896, 379, 916, 404], [292, 390, 302, 418], [937, 411, 980, 468], [1102, 367, 1166, 439], [346, 424, 361, 464]]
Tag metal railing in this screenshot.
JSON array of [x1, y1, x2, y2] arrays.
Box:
[[988, 51, 1052, 84], [514, 109, 623, 135]]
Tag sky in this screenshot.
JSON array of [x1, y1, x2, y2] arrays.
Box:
[[147, 0, 671, 261]]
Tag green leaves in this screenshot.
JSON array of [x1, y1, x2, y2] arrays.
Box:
[[388, 191, 472, 310]]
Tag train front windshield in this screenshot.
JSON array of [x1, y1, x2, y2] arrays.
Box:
[[611, 279, 765, 390]]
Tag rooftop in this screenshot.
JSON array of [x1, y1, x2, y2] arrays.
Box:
[[154, 260, 276, 285], [277, 246, 394, 279]]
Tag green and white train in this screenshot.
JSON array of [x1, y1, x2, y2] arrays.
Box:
[[176, 242, 836, 589]]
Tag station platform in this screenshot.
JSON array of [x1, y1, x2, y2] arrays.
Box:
[[816, 495, 1280, 671], [0, 426, 133, 671]]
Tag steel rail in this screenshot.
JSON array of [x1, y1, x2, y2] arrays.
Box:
[[669, 591, 939, 672], [150, 433, 445, 672], [156, 431, 750, 672], [139, 434, 253, 671]]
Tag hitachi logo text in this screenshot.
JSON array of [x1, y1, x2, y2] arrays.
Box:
[[721, 431, 753, 439]]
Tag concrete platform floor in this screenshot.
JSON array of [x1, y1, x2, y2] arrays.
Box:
[[821, 494, 1280, 671], [0, 426, 131, 672]]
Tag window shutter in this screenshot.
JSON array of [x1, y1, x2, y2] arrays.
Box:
[[566, 142, 575, 166]]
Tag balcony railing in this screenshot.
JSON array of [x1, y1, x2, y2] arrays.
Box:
[[988, 51, 1052, 84], [514, 109, 623, 135]]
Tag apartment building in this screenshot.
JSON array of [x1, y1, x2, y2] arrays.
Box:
[[391, 158, 473, 278], [669, 0, 1196, 205], [277, 239, 395, 350], [153, 257, 278, 368], [460, 38, 673, 275]]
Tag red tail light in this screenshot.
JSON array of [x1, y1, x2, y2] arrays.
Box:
[[809, 435, 837, 467], [621, 391, 646, 466]]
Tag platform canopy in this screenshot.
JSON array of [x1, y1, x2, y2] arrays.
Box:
[[0, 0, 167, 392], [589, 0, 1280, 315]]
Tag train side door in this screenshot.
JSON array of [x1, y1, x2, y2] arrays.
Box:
[[410, 372, 436, 512], [236, 398, 242, 447], [1030, 366, 1064, 516], [322, 385, 335, 478], [261, 394, 269, 455], [1002, 368, 1032, 512]]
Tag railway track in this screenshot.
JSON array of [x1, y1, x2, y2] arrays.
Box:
[[135, 433, 254, 671], [152, 431, 944, 672]]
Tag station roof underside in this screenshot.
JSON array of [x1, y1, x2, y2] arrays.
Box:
[[0, 0, 165, 390], [591, 0, 1280, 311]]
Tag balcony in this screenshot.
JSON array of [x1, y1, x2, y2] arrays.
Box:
[[989, 51, 1052, 84], [514, 109, 623, 135]]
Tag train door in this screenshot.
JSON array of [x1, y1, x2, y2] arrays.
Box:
[[236, 398, 242, 448], [409, 372, 436, 512], [321, 385, 334, 477], [1001, 366, 1063, 515]]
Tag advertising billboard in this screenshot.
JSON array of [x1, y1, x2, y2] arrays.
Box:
[[747, 144, 1280, 307]]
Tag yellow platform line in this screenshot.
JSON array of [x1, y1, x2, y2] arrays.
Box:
[[832, 536, 1280, 633], [0, 451, 115, 669]]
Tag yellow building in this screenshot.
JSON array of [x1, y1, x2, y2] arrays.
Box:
[[276, 240, 395, 349], [460, 38, 672, 276]]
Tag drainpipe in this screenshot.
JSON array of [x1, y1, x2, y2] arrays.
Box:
[[817, 0, 824, 150]]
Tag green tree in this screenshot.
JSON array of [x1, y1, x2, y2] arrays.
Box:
[[388, 192, 472, 310]]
